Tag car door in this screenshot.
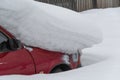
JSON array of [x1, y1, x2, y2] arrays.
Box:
[[0, 31, 35, 75]]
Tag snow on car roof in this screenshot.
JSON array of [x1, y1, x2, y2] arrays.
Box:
[[0, 0, 102, 54]]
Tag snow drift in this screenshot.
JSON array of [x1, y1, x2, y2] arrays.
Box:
[[0, 0, 102, 53]]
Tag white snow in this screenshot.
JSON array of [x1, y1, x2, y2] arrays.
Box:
[[0, 7, 120, 80], [0, 0, 120, 80], [0, 0, 102, 54]]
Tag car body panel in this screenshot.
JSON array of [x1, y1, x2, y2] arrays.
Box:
[[28, 48, 63, 73], [0, 48, 35, 75]]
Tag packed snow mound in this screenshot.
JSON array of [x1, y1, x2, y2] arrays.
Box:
[[0, 0, 102, 53]]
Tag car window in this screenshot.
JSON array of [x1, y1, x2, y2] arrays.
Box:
[[0, 32, 10, 52]]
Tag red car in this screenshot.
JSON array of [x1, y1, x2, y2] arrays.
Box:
[[0, 25, 81, 75]]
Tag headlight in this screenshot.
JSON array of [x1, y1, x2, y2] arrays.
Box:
[[72, 53, 79, 62], [72, 50, 81, 62]]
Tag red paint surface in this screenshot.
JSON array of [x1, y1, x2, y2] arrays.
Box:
[[0, 25, 81, 75]]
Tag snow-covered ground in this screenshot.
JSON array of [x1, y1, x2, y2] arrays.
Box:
[[0, 0, 120, 80]]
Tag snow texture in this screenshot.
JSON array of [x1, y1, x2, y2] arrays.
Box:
[[0, 0, 102, 54], [0, 6, 120, 80]]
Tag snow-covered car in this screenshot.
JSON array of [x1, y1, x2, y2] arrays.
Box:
[[0, 25, 81, 75]]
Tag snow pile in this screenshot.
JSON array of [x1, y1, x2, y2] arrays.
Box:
[[0, 0, 102, 53]]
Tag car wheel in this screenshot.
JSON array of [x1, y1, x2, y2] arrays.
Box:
[[50, 67, 63, 73], [50, 64, 71, 73]]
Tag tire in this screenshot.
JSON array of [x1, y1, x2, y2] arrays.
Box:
[[50, 64, 71, 73], [50, 67, 63, 73]]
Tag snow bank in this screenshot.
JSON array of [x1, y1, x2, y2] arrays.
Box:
[[0, 0, 102, 54]]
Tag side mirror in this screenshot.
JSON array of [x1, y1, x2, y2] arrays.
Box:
[[15, 39, 22, 48], [8, 38, 22, 50]]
